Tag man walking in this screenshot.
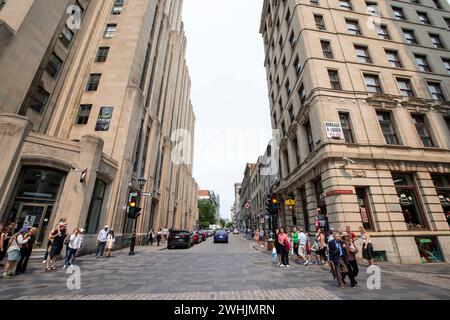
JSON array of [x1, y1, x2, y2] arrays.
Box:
[[328, 232, 349, 288], [298, 228, 309, 266], [96, 225, 109, 259]]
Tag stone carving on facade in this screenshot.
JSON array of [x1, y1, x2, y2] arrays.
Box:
[[0, 123, 21, 136], [366, 93, 398, 109]]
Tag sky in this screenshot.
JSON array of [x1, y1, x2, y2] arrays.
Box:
[[182, 0, 272, 220]]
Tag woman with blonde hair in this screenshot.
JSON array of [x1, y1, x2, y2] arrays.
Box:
[[359, 226, 374, 266]]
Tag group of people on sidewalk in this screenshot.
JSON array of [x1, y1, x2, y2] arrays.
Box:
[[265, 225, 374, 289], [145, 227, 169, 247], [0, 218, 117, 278]]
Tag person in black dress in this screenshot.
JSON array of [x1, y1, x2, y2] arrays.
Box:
[[15, 227, 36, 274]]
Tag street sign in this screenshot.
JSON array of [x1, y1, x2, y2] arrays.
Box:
[[142, 192, 152, 197], [285, 199, 296, 206]]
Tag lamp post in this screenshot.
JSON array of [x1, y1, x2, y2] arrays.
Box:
[[129, 177, 146, 255]]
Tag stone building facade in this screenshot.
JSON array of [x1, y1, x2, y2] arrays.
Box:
[[0, 0, 198, 253], [259, 0, 450, 263]]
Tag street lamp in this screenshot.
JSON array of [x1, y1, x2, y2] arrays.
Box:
[[129, 177, 147, 255]]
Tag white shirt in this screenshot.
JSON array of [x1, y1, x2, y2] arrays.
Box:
[[299, 232, 308, 245], [97, 229, 109, 242], [69, 234, 82, 250], [7, 234, 29, 252]]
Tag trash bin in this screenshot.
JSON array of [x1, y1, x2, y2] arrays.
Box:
[[267, 239, 274, 252]]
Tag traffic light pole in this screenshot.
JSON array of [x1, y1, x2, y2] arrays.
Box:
[[129, 190, 141, 256]]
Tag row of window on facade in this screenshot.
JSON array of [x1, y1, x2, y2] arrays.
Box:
[[285, 172, 450, 234]]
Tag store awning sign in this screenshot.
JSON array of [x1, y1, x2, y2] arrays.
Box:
[[324, 121, 344, 139], [285, 199, 296, 206]]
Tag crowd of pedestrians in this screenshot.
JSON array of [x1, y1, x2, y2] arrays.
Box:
[[260, 221, 374, 289]]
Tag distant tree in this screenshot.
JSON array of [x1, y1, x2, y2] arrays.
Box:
[[226, 222, 233, 229], [220, 218, 226, 228], [198, 199, 216, 229]]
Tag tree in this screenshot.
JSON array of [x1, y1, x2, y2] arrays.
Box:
[[198, 199, 216, 229], [220, 218, 226, 228], [226, 222, 233, 229]]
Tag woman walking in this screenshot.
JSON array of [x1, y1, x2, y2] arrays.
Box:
[[45, 222, 67, 271], [278, 227, 290, 267], [15, 227, 37, 274], [273, 229, 281, 265], [0, 224, 9, 266], [292, 227, 300, 263], [342, 232, 359, 288], [2, 227, 30, 278], [359, 226, 374, 266], [156, 228, 162, 246], [63, 228, 82, 268], [104, 229, 115, 258], [146, 229, 154, 246], [315, 229, 327, 265]]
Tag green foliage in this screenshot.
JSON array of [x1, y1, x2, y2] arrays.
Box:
[[220, 218, 226, 228], [226, 222, 233, 229], [198, 199, 216, 229]]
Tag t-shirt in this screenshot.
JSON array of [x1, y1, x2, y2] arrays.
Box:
[[278, 233, 288, 245], [292, 232, 298, 244], [299, 232, 308, 245]]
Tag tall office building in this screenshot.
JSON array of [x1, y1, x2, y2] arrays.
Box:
[[0, 0, 198, 252], [260, 0, 450, 263]]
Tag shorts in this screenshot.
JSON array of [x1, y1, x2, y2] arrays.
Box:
[[50, 245, 63, 257], [363, 243, 374, 260], [7, 250, 21, 262]]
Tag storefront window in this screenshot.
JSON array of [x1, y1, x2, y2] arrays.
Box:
[[355, 187, 374, 231], [300, 188, 309, 232], [415, 236, 444, 263], [314, 179, 328, 231], [85, 180, 107, 234], [393, 173, 428, 230], [431, 174, 450, 227]]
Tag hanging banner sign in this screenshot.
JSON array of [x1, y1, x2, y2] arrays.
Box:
[[326, 190, 353, 197], [324, 121, 344, 139]]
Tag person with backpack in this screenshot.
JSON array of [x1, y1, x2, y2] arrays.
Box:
[[278, 227, 290, 267], [15, 227, 37, 274], [2, 227, 30, 278]]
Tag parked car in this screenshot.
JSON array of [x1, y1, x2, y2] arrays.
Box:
[[214, 229, 229, 243], [198, 230, 207, 241], [233, 228, 239, 234], [193, 231, 202, 244], [206, 229, 213, 237], [168, 230, 193, 249]]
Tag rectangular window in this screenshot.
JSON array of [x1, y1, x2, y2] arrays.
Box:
[[310, 0, 319, 6], [392, 7, 406, 20], [86, 74, 102, 91], [305, 121, 314, 152], [354, 45, 372, 64], [340, 0, 352, 10], [112, 0, 124, 15], [403, 29, 418, 44], [292, 137, 301, 165], [433, 0, 442, 9], [444, 17, 450, 29], [364, 74, 382, 93], [85, 180, 107, 234], [45, 53, 63, 78], [339, 112, 354, 143], [376, 25, 391, 40], [377, 111, 400, 145], [412, 114, 435, 147], [417, 11, 431, 25], [289, 30, 297, 49], [59, 25, 74, 48], [95, 107, 114, 131], [429, 34, 444, 49], [346, 19, 361, 35], [321, 40, 333, 59], [285, 78, 291, 96], [75, 104, 92, 125], [355, 187, 374, 230], [29, 87, 50, 113], [288, 105, 295, 122], [385, 50, 403, 68], [294, 55, 301, 76], [366, 2, 379, 15], [396, 78, 415, 97], [414, 54, 431, 72], [445, 117, 450, 134], [104, 24, 117, 38], [0, 0, 6, 11], [328, 69, 341, 90], [427, 82, 445, 101], [298, 83, 306, 104], [95, 47, 110, 62], [314, 14, 326, 30], [443, 58, 450, 75]]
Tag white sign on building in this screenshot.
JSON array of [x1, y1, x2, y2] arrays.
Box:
[[324, 121, 344, 139]]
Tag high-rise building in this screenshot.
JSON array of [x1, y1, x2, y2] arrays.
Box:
[[0, 0, 198, 252], [260, 0, 450, 263]]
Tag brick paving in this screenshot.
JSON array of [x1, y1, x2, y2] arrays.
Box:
[[0, 234, 449, 300]]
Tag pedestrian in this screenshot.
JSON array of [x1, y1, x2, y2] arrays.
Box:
[[291, 227, 300, 262], [15, 227, 37, 274], [305, 232, 313, 264], [96, 225, 109, 258], [345, 226, 357, 241], [298, 228, 309, 265], [45, 222, 67, 271], [315, 229, 327, 265], [278, 227, 290, 267], [163, 227, 169, 242], [104, 229, 115, 258], [156, 228, 162, 246], [342, 232, 359, 288], [146, 229, 154, 246], [273, 229, 281, 265], [2, 227, 30, 278], [328, 232, 348, 288], [0, 224, 13, 266], [359, 226, 374, 266], [63, 228, 82, 268], [254, 229, 260, 244], [259, 229, 264, 247]]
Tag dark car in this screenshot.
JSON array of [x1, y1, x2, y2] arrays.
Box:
[[168, 230, 193, 249], [198, 230, 207, 241], [213, 229, 229, 243]]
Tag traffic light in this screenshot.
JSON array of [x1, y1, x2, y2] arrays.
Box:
[[265, 194, 279, 216], [127, 193, 142, 219]]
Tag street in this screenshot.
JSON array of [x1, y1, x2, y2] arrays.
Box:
[[1, 233, 449, 300]]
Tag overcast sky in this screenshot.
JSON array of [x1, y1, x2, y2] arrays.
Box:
[[183, 0, 272, 220]]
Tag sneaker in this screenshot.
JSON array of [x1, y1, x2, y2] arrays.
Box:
[[42, 260, 47, 264], [304, 260, 309, 266], [286, 265, 290, 268], [51, 266, 55, 270], [279, 264, 285, 267], [63, 265, 68, 269]]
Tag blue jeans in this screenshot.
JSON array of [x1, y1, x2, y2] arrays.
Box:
[[96, 241, 106, 257], [64, 248, 78, 266]]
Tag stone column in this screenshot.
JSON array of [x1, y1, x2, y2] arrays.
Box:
[[0, 114, 32, 217]]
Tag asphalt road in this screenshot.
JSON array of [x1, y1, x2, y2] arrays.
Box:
[[0, 233, 449, 300]]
